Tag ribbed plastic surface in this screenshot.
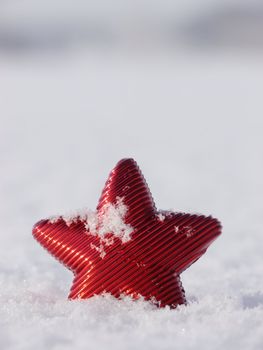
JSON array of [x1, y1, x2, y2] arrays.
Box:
[[33, 158, 221, 308]]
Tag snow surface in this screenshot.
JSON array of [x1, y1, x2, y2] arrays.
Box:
[[1, 49, 263, 349]]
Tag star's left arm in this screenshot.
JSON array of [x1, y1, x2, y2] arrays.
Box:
[[32, 219, 92, 274]]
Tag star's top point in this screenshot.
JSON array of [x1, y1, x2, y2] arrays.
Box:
[[97, 158, 156, 226]]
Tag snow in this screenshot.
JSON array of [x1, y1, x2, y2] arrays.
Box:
[[49, 197, 133, 258], [85, 197, 133, 243], [156, 213, 165, 222], [1, 49, 263, 349], [49, 196, 133, 242]]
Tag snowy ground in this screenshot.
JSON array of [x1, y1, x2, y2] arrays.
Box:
[[0, 49, 263, 349]]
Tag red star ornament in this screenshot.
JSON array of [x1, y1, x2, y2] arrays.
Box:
[[33, 158, 221, 308]]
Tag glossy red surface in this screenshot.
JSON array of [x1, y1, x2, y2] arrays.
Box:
[[32, 158, 221, 308]]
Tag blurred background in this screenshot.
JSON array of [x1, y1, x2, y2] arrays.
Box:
[[1, 0, 263, 51], [0, 0, 263, 51], [0, 1, 263, 348]]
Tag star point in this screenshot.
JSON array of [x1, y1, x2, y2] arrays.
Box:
[[32, 158, 221, 308]]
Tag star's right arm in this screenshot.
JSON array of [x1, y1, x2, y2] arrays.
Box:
[[153, 213, 222, 274]]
